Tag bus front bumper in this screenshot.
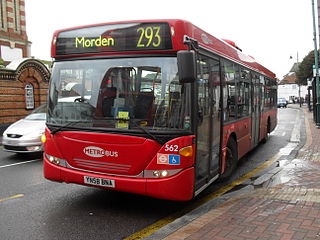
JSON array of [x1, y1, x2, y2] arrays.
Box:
[[43, 156, 195, 201]]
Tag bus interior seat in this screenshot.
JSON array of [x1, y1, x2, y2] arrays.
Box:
[[134, 92, 154, 119], [101, 87, 117, 117]]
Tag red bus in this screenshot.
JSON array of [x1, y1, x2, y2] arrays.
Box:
[[43, 19, 277, 201]]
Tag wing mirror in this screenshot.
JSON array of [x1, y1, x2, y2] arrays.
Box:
[[177, 50, 196, 84]]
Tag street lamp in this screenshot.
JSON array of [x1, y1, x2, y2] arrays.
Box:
[[289, 52, 301, 107]]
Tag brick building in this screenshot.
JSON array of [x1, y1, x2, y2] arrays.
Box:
[[0, 0, 50, 132], [0, 0, 31, 64]]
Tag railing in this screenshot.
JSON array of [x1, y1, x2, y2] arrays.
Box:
[[0, 69, 16, 81]]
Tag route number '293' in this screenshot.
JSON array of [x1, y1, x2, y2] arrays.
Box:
[[165, 144, 179, 152], [136, 26, 161, 48]]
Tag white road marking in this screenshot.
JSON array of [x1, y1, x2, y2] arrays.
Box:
[[0, 159, 41, 169]]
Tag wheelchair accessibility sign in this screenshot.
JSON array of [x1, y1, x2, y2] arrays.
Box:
[[157, 153, 180, 165]]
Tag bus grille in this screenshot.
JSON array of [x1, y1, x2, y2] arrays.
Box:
[[73, 158, 131, 173]]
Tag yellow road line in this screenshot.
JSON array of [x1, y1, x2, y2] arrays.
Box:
[[0, 194, 24, 203], [124, 153, 281, 240]]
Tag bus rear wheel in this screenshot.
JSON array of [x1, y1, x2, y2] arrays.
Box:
[[219, 137, 238, 181], [261, 119, 271, 144]]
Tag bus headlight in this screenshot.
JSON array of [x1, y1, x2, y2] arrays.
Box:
[[45, 154, 67, 167], [143, 169, 182, 178], [153, 170, 168, 178], [160, 170, 168, 177]]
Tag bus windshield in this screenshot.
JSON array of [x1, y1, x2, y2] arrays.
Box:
[[47, 57, 192, 134]]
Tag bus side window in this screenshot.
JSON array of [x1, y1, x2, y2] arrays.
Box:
[[197, 56, 210, 123], [271, 79, 277, 107], [238, 68, 251, 118], [260, 75, 265, 111], [223, 60, 237, 121]]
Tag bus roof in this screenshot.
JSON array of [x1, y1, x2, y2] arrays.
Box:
[[51, 19, 276, 79]]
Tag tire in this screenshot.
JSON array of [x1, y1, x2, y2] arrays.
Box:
[[261, 119, 271, 144], [219, 137, 238, 181]]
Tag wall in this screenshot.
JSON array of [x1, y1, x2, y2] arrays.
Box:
[[278, 84, 308, 102], [0, 59, 50, 131]]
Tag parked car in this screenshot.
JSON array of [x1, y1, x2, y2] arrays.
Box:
[[2, 104, 46, 153], [277, 98, 287, 108]]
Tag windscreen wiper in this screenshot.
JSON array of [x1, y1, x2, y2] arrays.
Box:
[[100, 117, 162, 144], [130, 119, 162, 144], [49, 118, 162, 143], [49, 121, 87, 135]]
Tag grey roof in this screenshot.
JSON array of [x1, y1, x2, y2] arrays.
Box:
[[290, 62, 301, 73]]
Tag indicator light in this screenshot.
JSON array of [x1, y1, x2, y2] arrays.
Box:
[[179, 146, 193, 157], [41, 134, 46, 143]]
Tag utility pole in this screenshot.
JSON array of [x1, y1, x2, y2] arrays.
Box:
[[295, 52, 302, 107], [312, 0, 320, 126]]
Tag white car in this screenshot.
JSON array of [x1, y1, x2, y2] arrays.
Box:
[[2, 104, 46, 153]]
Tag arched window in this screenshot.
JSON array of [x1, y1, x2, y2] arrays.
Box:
[[25, 83, 34, 109]]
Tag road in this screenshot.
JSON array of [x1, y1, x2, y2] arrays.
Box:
[[0, 107, 304, 240]]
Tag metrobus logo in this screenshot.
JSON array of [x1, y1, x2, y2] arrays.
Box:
[[83, 146, 118, 158]]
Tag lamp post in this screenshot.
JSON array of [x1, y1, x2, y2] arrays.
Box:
[[312, 0, 320, 126], [290, 52, 300, 106]]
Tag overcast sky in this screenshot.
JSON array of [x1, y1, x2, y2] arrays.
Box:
[[25, 0, 315, 79]]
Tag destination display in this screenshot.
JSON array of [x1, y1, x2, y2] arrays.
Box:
[[55, 22, 173, 55]]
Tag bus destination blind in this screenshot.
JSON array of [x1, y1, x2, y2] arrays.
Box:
[[55, 22, 173, 55]]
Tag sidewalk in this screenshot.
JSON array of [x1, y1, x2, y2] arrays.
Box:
[[149, 106, 320, 240]]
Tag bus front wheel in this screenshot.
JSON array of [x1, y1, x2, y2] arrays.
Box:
[[219, 137, 238, 181], [261, 119, 271, 144]]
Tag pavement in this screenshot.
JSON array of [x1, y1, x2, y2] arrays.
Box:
[[144, 105, 320, 240]]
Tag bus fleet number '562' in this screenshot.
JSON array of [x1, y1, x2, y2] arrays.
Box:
[[136, 26, 161, 48], [165, 144, 179, 152]]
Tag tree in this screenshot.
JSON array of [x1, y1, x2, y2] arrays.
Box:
[[0, 57, 4, 67], [296, 50, 320, 85]]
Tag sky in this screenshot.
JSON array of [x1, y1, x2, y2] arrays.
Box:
[[25, 0, 316, 79]]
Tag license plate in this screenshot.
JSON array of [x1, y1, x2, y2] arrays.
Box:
[[6, 140, 17, 145], [84, 176, 115, 188]]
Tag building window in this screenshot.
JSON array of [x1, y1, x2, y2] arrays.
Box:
[[13, 0, 21, 32], [0, 0, 7, 30], [25, 83, 35, 110], [0, 45, 23, 61]]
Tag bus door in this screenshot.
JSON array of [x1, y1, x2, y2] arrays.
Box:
[[195, 57, 221, 191], [251, 74, 261, 147]]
